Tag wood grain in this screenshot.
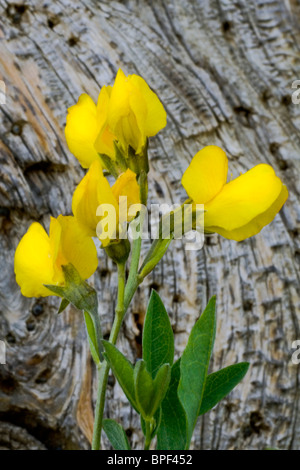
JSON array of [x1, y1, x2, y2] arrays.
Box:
[[0, 0, 299, 450]]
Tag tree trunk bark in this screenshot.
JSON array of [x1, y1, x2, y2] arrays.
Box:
[[0, 0, 299, 450]]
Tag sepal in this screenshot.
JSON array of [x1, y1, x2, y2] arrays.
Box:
[[45, 263, 102, 366]]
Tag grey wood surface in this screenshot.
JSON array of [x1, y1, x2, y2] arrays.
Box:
[[0, 0, 300, 450]]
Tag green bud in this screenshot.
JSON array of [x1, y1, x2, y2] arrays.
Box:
[[104, 239, 131, 264]]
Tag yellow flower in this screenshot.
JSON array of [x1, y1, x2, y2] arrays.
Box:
[[95, 69, 167, 155], [182, 145, 288, 241], [65, 69, 166, 169], [72, 159, 140, 246], [14, 215, 98, 298]]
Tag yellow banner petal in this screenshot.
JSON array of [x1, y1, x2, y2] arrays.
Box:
[[182, 146, 228, 204], [65, 94, 100, 168], [72, 159, 119, 236], [14, 223, 55, 297]]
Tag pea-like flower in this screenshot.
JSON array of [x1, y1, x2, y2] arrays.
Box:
[[72, 159, 140, 246], [182, 146, 288, 241], [95, 69, 166, 157], [14, 215, 98, 298], [65, 69, 166, 170]]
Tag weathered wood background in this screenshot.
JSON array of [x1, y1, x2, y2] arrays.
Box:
[[0, 0, 300, 450]]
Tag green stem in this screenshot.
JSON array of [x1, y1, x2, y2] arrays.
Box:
[[124, 175, 147, 311], [144, 420, 152, 450], [116, 261, 126, 318], [92, 169, 149, 450], [92, 362, 108, 450], [124, 235, 142, 312], [92, 262, 126, 450]]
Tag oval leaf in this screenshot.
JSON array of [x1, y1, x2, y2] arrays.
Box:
[[134, 360, 155, 418], [134, 360, 171, 420], [157, 359, 187, 450], [151, 363, 171, 416], [84, 311, 101, 366], [102, 341, 138, 412], [199, 362, 250, 415], [178, 296, 216, 448], [143, 290, 174, 378], [103, 419, 131, 450]]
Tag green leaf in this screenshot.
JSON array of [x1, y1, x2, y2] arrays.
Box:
[[143, 290, 174, 378], [134, 360, 171, 420], [139, 236, 174, 280], [151, 363, 171, 416], [178, 296, 216, 448], [102, 341, 139, 412], [199, 362, 250, 415], [157, 359, 187, 450], [84, 311, 101, 367], [103, 419, 131, 450], [134, 360, 155, 419]]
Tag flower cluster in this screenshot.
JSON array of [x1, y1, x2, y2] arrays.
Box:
[[65, 69, 167, 175], [14, 69, 288, 298]]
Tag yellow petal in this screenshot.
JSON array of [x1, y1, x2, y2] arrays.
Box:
[[94, 86, 116, 158], [115, 112, 142, 152], [108, 69, 131, 126], [49, 216, 67, 283], [96, 204, 118, 247], [182, 146, 228, 203], [207, 185, 288, 241], [96, 85, 112, 129], [54, 215, 98, 280], [14, 223, 55, 297], [108, 70, 142, 151], [72, 159, 119, 236], [94, 124, 116, 159], [204, 164, 288, 241], [72, 159, 104, 236], [130, 73, 167, 138], [65, 94, 100, 168], [112, 169, 140, 222]]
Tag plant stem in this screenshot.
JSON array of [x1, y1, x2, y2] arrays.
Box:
[[92, 169, 148, 450], [124, 186, 147, 311], [92, 362, 108, 450], [92, 262, 126, 450], [116, 261, 126, 318], [124, 235, 142, 312], [144, 420, 152, 450]]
